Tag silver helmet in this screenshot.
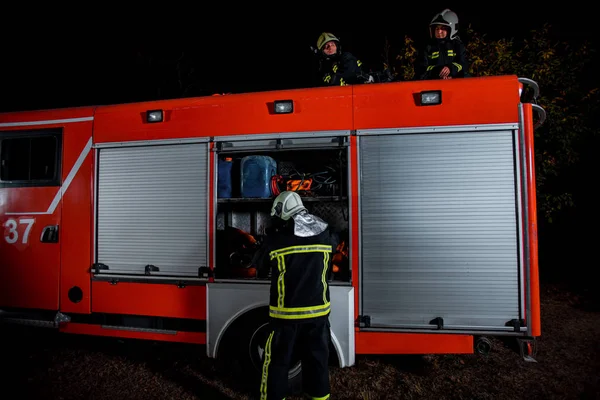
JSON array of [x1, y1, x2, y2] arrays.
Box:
[[430, 8, 459, 40]]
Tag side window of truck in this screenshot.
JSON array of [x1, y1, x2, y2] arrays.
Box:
[[0, 129, 62, 187]]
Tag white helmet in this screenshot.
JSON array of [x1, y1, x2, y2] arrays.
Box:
[[271, 191, 307, 221], [430, 8, 459, 40]]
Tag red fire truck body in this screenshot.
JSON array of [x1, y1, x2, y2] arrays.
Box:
[[0, 75, 544, 374]]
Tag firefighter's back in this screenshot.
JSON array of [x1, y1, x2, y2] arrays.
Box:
[[265, 226, 334, 322]]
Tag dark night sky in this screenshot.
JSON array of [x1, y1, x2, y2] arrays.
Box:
[[0, 6, 594, 113], [0, 6, 596, 277]]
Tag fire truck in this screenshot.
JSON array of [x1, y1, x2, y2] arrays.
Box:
[[0, 74, 545, 385]]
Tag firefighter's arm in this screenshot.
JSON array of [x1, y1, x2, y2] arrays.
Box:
[[338, 52, 366, 84], [327, 231, 340, 281], [449, 41, 468, 77], [322, 72, 335, 85], [323, 68, 346, 86], [415, 48, 433, 80], [251, 241, 270, 278], [324, 53, 366, 86]]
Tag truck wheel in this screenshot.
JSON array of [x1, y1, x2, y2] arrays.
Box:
[[475, 336, 492, 355]]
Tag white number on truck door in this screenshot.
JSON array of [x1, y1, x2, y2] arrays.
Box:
[[3, 218, 35, 244]]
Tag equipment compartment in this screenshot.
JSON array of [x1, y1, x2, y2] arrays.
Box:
[[214, 138, 350, 283]]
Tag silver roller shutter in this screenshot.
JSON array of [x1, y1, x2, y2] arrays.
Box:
[[359, 129, 521, 331], [96, 143, 208, 277]]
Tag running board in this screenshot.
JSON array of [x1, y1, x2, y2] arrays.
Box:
[[0, 311, 70, 328], [100, 325, 178, 335]]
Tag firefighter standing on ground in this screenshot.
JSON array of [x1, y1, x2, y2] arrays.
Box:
[[316, 32, 370, 86], [253, 191, 335, 400], [415, 9, 469, 80]]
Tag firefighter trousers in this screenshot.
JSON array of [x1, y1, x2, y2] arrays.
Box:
[[259, 318, 331, 400]]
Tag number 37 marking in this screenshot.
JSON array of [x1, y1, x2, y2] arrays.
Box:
[[4, 218, 35, 244]]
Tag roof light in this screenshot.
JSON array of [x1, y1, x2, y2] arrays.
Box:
[[419, 90, 442, 106], [146, 109, 163, 123], [274, 100, 293, 114]]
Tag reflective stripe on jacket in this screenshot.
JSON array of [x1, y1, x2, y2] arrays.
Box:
[[254, 227, 335, 321]]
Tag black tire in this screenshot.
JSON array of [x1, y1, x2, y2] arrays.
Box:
[[475, 336, 492, 355]]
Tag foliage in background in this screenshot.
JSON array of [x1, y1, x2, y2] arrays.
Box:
[[131, 26, 599, 226], [389, 24, 599, 224]]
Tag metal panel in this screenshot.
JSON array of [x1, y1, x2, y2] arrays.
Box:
[[96, 143, 208, 277], [359, 129, 521, 331], [206, 282, 355, 368]]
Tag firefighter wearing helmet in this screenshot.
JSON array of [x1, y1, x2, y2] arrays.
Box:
[[415, 9, 470, 80], [252, 191, 335, 399], [315, 32, 370, 86]]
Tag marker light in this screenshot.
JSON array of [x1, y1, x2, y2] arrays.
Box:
[[146, 109, 164, 123], [420, 90, 442, 106], [274, 100, 293, 114]]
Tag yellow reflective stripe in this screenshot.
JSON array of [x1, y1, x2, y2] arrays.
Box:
[[311, 395, 330, 400], [270, 302, 330, 319], [270, 245, 332, 259], [332, 64, 338, 73], [452, 62, 462, 72], [270, 306, 331, 320], [426, 66, 435, 71], [269, 245, 332, 318], [260, 330, 275, 400], [340, 78, 346, 86], [277, 256, 285, 308], [270, 302, 330, 313], [323, 75, 331, 83], [357, 59, 362, 67], [322, 252, 329, 304], [447, 50, 455, 56], [432, 51, 439, 56]]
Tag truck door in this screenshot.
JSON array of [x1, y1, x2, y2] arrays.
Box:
[[357, 125, 525, 333], [94, 140, 210, 279], [0, 128, 63, 310]]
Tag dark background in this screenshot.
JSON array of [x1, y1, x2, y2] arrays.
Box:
[[1, 6, 595, 112], [1, 6, 597, 289]]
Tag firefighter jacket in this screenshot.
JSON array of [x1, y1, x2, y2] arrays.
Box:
[[415, 37, 469, 80], [253, 226, 335, 322], [320, 51, 367, 86]]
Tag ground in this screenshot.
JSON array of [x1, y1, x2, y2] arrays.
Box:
[[1, 283, 598, 400]]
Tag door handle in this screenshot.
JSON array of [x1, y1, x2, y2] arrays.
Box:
[[41, 225, 59, 243]]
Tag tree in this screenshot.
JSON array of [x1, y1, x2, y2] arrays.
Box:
[[390, 24, 600, 225]]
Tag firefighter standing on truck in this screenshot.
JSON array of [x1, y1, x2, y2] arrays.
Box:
[[252, 191, 334, 400], [316, 32, 370, 86], [414, 9, 469, 80]]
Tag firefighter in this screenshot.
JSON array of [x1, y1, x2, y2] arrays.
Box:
[[252, 191, 335, 400], [414, 9, 470, 80], [315, 32, 372, 86]]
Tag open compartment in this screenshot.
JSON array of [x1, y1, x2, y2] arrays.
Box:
[[213, 135, 350, 282]]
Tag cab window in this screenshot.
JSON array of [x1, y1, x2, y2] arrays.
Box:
[[0, 129, 62, 187]]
